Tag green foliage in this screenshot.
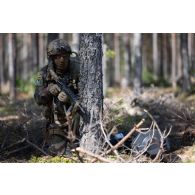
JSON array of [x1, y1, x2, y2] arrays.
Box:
[[142, 69, 157, 86], [105, 49, 115, 59], [16, 73, 37, 95], [142, 69, 170, 87]]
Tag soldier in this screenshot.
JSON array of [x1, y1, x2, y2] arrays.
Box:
[[34, 39, 80, 156]]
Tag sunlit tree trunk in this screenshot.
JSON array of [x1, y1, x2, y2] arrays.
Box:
[[162, 34, 169, 80], [133, 33, 142, 94], [3, 34, 9, 86], [79, 33, 103, 153], [103, 43, 107, 96], [153, 33, 158, 79], [8, 33, 16, 100], [72, 33, 79, 52], [114, 33, 120, 86], [38, 33, 45, 68]]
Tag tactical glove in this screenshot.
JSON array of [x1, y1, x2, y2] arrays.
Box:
[[48, 83, 61, 96], [58, 91, 68, 102]]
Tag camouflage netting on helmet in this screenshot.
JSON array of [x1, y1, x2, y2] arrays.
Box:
[[47, 39, 72, 57]]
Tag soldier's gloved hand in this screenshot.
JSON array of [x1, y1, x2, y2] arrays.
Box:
[[58, 91, 68, 102], [48, 83, 61, 96]]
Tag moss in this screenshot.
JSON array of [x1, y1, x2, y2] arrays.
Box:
[[29, 155, 76, 163]]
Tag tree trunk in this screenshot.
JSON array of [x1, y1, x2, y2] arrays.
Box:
[[191, 34, 195, 72], [159, 34, 164, 79], [35, 33, 40, 71], [21, 34, 28, 80], [38, 33, 45, 68], [47, 33, 59, 43], [176, 33, 182, 81], [122, 33, 131, 88], [171, 33, 177, 88], [162, 34, 168, 80], [3, 34, 9, 87], [0, 33, 4, 93], [8, 33, 16, 100], [133, 33, 142, 94], [103, 43, 107, 96], [152, 33, 158, 79], [114, 33, 120, 86], [180, 33, 191, 91], [188, 33, 192, 70], [104, 33, 115, 87], [72, 33, 79, 52], [31, 33, 39, 72], [79, 33, 104, 154]]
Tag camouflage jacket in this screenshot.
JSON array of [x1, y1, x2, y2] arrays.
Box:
[[34, 58, 80, 107]]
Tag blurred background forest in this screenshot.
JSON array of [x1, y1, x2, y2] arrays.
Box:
[[1, 34, 195, 162], [0, 33, 195, 100]]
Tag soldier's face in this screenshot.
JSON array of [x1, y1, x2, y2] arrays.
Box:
[[53, 53, 70, 72]]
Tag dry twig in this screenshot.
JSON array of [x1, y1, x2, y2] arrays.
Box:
[[73, 147, 113, 163]]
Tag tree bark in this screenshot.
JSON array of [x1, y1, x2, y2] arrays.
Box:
[[191, 34, 195, 72], [31, 33, 39, 72], [8, 33, 16, 100], [102, 43, 107, 96], [104, 33, 115, 87], [38, 33, 45, 68], [180, 33, 191, 91], [0, 33, 4, 93], [122, 33, 131, 88], [79, 33, 104, 154], [133, 33, 142, 94], [176, 33, 182, 82], [171, 33, 177, 88], [152, 33, 158, 79], [162, 34, 168, 80], [114, 33, 120, 86]]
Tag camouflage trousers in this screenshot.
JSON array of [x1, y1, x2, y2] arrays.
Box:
[[42, 105, 80, 155]]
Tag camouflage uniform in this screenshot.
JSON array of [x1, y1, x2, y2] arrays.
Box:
[[34, 39, 80, 155]]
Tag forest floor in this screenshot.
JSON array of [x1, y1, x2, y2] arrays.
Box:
[[1, 86, 195, 163]]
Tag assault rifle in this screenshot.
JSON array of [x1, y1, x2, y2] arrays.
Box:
[[49, 69, 88, 123]]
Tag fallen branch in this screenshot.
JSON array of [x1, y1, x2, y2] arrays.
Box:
[[0, 138, 26, 154], [91, 118, 145, 163], [4, 145, 30, 156], [73, 147, 113, 163], [105, 118, 145, 155], [25, 139, 48, 156]]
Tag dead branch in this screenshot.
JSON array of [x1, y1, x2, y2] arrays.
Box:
[[99, 113, 125, 162], [73, 147, 113, 163], [4, 145, 30, 156], [90, 118, 145, 163], [25, 139, 48, 156], [105, 118, 145, 155], [0, 138, 26, 154]]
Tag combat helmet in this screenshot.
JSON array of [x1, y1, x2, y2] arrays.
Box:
[[47, 39, 72, 58]]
